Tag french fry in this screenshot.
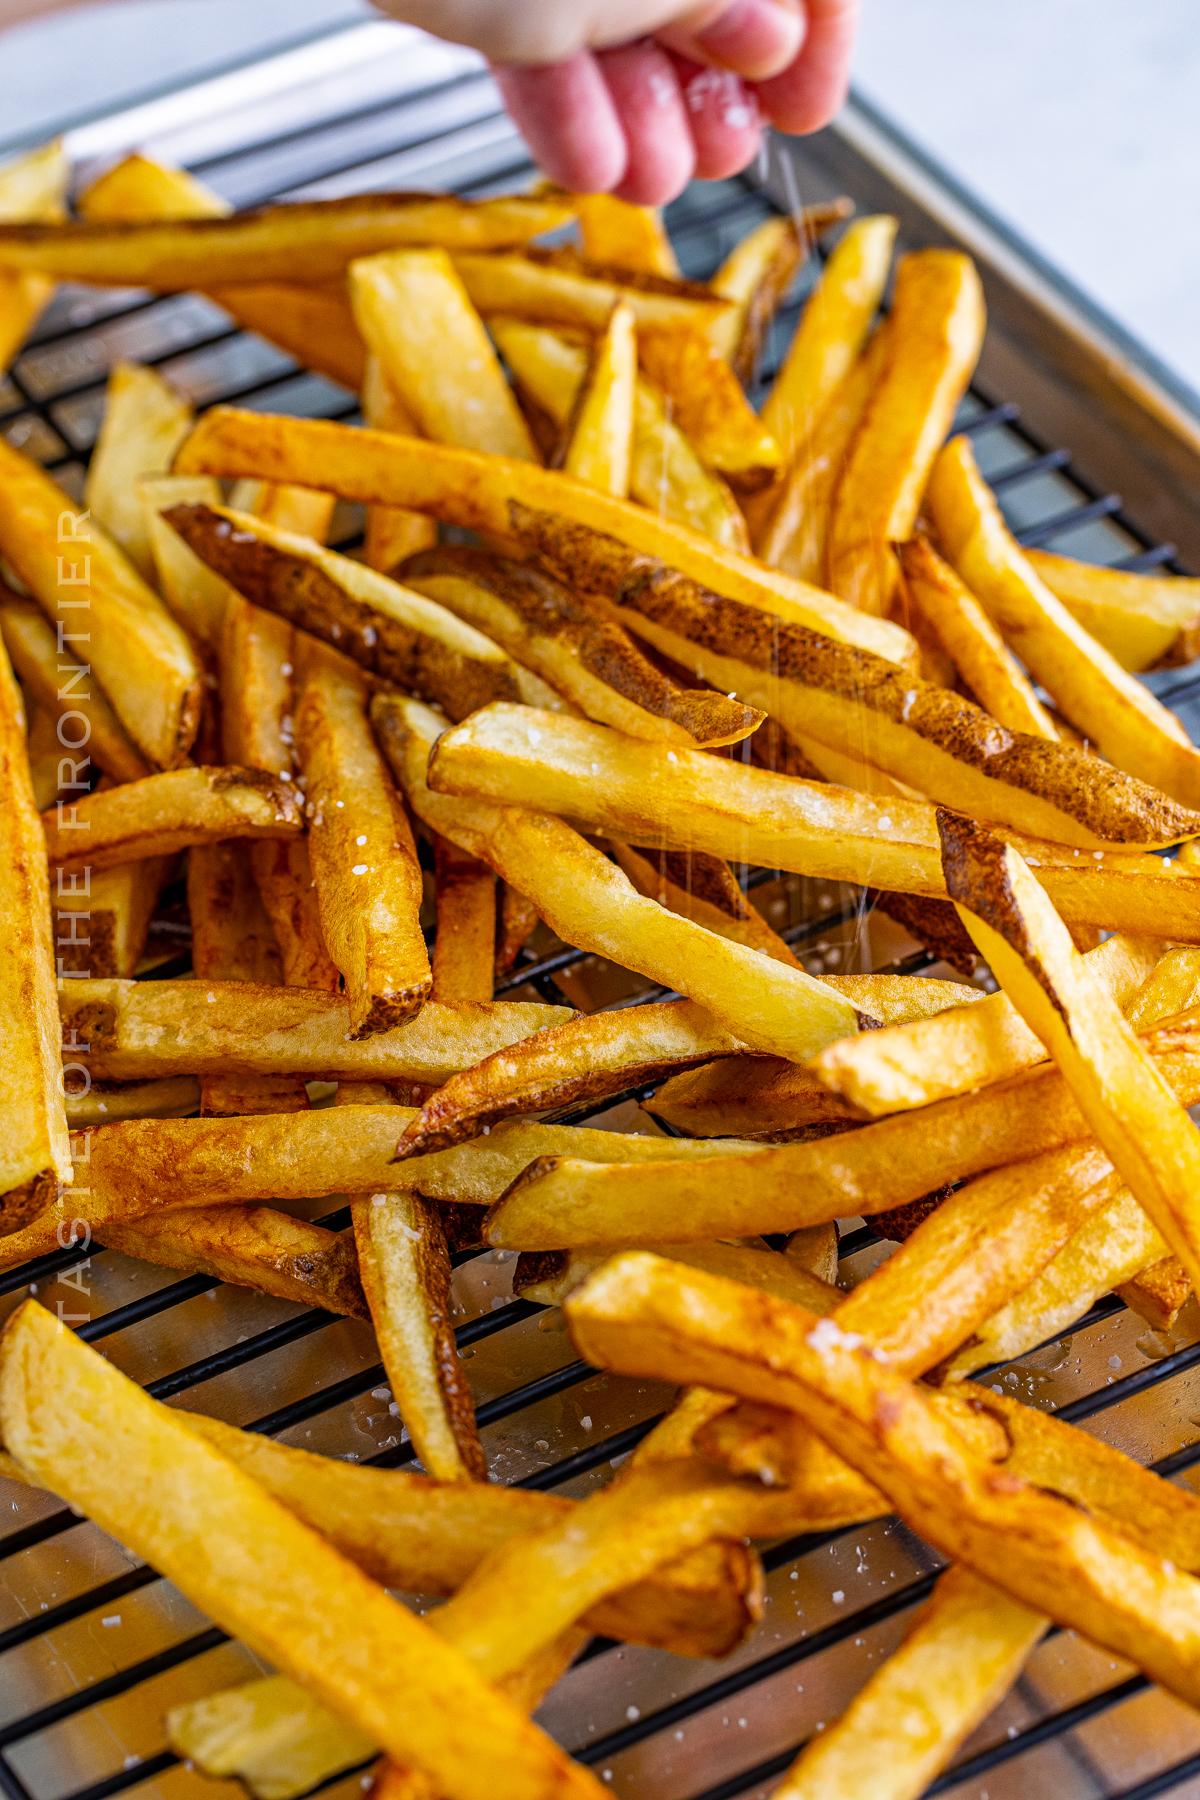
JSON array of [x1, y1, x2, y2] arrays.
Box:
[[24, 703, 65, 811], [607, 841, 800, 966], [167, 1675, 376, 1800], [826, 251, 985, 615], [0, 438, 202, 768], [173, 408, 917, 664], [496, 881, 539, 976], [43, 765, 303, 875], [564, 1251, 1200, 1709], [0, 639, 71, 1232], [645, 1058, 863, 1136], [295, 639, 430, 1035], [516, 1239, 838, 1314], [189, 840, 284, 986], [425, 705, 1200, 941], [928, 435, 1200, 806], [899, 536, 1059, 737], [140, 473, 232, 647], [490, 318, 750, 548], [59, 979, 571, 1082], [753, 321, 891, 576], [432, 836, 495, 1005], [0, 1301, 605, 1800], [758, 214, 898, 471], [375, 693, 861, 1063], [249, 839, 342, 994], [163, 503, 564, 719], [55, 855, 174, 981], [84, 363, 194, 580], [560, 299, 635, 495], [864, 887, 980, 979], [709, 204, 854, 377], [449, 248, 731, 336], [230, 478, 337, 543], [361, 355, 438, 576], [0, 193, 574, 288], [1026, 546, 1200, 672], [350, 249, 536, 461], [63, 1075, 201, 1127], [637, 323, 780, 488], [403, 546, 762, 746], [573, 192, 678, 277], [0, 139, 67, 371], [353, 1191, 486, 1480], [101, 1206, 366, 1316], [1127, 944, 1200, 1028], [481, 1017, 1200, 1248], [939, 808, 1200, 1292], [810, 931, 1161, 1116], [1116, 1254, 1191, 1333]]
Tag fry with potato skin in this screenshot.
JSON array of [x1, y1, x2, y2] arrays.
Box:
[[0, 438, 201, 768], [375, 693, 860, 1064], [403, 546, 762, 747], [102, 1207, 366, 1316], [295, 640, 430, 1036], [42, 765, 303, 875], [0, 1301, 605, 1800], [940, 808, 1200, 1292]]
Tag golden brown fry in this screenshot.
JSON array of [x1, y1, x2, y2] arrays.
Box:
[[929, 435, 1200, 805], [564, 1251, 1200, 1709], [0, 639, 71, 1232], [378, 693, 860, 1062], [102, 1206, 366, 1316], [496, 881, 539, 977], [167, 1674, 376, 1800], [140, 473, 232, 646], [810, 932, 1160, 1116], [0, 140, 66, 371], [173, 408, 916, 664], [84, 362, 193, 580], [295, 639, 430, 1035], [645, 1057, 862, 1136], [1128, 944, 1200, 1028], [827, 250, 985, 614], [900, 536, 1059, 737], [189, 840, 283, 986], [1117, 1254, 1191, 1332], [426, 705, 1200, 941], [403, 546, 761, 746], [250, 839, 341, 994], [573, 192, 678, 277], [515, 1239, 838, 1314], [758, 214, 897, 471], [940, 809, 1200, 1291], [0, 439, 201, 768], [0, 1302, 604, 1800], [350, 248, 536, 461], [55, 855, 174, 981], [432, 836, 495, 1005], [230, 478, 337, 543], [353, 1192, 486, 1481], [43, 765, 303, 875], [450, 248, 731, 336], [63, 1076, 201, 1128], [360, 355, 438, 576], [560, 299, 635, 495], [1026, 547, 1200, 673], [0, 193, 574, 287], [165, 502, 563, 718], [709, 205, 853, 377], [61, 979, 570, 1083], [864, 887, 980, 978], [24, 703, 64, 812], [607, 841, 799, 966], [638, 323, 781, 489]]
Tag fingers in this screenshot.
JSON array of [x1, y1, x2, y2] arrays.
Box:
[[657, 0, 805, 82], [671, 56, 764, 183], [490, 54, 627, 193], [754, 0, 860, 133], [597, 41, 696, 205]]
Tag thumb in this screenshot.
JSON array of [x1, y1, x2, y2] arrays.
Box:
[[655, 0, 805, 82]]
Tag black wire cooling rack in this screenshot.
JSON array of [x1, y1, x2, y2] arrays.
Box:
[[5, 38, 1200, 1800]]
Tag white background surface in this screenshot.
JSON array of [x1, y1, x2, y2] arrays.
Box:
[[4, 0, 1199, 392]]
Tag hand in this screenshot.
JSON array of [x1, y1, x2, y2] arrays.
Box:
[[375, 0, 860, 205]]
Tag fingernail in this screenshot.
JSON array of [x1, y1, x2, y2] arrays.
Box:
[[693, 0, 804, 81]]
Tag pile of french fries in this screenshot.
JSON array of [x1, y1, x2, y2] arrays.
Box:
[[6, 133, 1200, 1800]]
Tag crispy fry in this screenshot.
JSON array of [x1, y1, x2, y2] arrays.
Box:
[[496, 881, 539, 977], [573, 193, 678, 277], [165, 502, 563, 718], [43, 765, 303, 875], [865, 888, 980, 978], [63, 1075, 201, 1127], [84, 362, 193, 580], [425, 705, 1200, 941], [360, 355, 438, 576], [167, 1675, 376, 1800], [1116, 1254, 1191, 1333], [24, 702, 65, 811], [350, 248, 536, 460], [645, 1057, 862, 1136], [102, 1206, 366, 1316], [827, 251, 985, 615], [709, 204, 854, 377], [251, 839, 341, 993], [940, 809, 1200, 1291], [0, 438, 201, 768], [0, 639, 71, 1231], [0, 140, 66, 371], [758, 214, 897, 471], [450, 248, 731, 336], [810, 932, 1161, 1115], [55, 855, 174, 982], [173, 408, 916, 664], [60, 979, 571, 1082], [607, 841, 799, 966], [516, 1239, 838, 1313], [1027, 546, 1200, 673], [0, 1301, 604, 1800], [230, 478, 337, 543], [0, 193, 574, 288], [928, 435, 1200, 805], [189, 840, 283, 986], [432, 836, 495, 1005], [637, 323, 780, 488], [900, 536, 1059, 737], [403, 547, 761, 746], [353, 1192, 486, 1480], [564, 1251, 1200, 1709], [560, 299, 635, 494], [295, 639, 430, 1035], [1128, 944, 1200, 1028], [376, 693, 860, 1062], [141, 473, 233, 647]]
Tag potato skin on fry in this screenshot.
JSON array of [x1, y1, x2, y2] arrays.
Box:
[[42, 765, 304, 875], [102, 1207, 367, 1317]]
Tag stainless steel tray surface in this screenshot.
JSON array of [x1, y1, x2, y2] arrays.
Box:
[[4, 33, 1200, 1800]]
